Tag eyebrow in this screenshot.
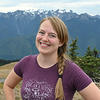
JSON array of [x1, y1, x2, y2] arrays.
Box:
[[39, 29, 44, 32]]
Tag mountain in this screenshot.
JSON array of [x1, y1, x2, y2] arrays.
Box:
[[0, 9, 100, 60]]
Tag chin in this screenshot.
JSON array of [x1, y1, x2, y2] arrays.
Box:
[[39, 51, 49, 55]]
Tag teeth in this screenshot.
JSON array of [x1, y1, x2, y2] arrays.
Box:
[[41, 44, 48, 46], [40, 42, 50, 46]]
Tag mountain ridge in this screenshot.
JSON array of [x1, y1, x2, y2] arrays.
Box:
[[0, 9, 100, 60]]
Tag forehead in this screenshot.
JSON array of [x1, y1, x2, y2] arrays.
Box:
[[40, 20, 52, 27], [39, 20, 57, 33]]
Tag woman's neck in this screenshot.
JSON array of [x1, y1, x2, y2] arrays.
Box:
[[37, 53, 58, 68]]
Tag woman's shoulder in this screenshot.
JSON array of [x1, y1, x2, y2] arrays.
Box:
[[65, 60, 80, 70], [64, 60, 86, 76], [20, 54, 37, 62], [14, 54, 37, 73]]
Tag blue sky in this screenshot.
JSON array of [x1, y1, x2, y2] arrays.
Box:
[[0, 0, 100, 15]]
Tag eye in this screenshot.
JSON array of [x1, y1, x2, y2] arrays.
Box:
[[39, 31, 45, 35], [48, 33, 56, 38]]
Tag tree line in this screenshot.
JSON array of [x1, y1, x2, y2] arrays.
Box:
[[68, 38, 100, 82]]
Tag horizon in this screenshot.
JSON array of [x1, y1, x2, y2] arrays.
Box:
[[0, 9, 100, 17]]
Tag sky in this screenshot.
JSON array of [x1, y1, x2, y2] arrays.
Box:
[[0, 0, 100, 15]]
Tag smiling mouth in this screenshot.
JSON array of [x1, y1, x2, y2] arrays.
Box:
[[40, 42, 50, 46]]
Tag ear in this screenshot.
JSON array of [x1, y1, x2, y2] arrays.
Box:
[[58, 41, 63, 47]]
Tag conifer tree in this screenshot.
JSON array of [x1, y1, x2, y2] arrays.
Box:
[[85, 46, 92, 56], [92, 47, 99, 58], [69, 38, 79, 60]]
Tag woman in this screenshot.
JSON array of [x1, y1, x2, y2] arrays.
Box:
[[3, 16, 100, 100]]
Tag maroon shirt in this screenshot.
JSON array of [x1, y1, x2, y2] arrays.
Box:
[[14, 55, 92, 100]]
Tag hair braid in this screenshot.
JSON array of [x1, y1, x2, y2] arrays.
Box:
[[58, 55, 65, 75], [55, 44, 67, 100]]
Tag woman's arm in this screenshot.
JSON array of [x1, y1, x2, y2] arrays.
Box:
[[3, 69, 22, 100], [79, 82, 100, 100]]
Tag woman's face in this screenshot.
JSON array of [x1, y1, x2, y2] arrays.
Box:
[[36, 20, 62, 55]]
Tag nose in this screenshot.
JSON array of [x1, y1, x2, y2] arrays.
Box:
[[42, 33, 48, 41]]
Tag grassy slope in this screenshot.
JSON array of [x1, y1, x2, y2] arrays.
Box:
[[0, 62, 22, 100]]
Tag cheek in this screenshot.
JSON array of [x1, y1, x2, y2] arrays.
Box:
[[50, 39, 59, 45], [35, 35, 40, 46], [36, 34, 41, 41]]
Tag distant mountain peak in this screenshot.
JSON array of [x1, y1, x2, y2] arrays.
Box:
[[0, 9, 100, 60]]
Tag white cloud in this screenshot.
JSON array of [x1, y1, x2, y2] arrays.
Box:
[[0, 1, 100, 15], [0, 1, 10, 6]]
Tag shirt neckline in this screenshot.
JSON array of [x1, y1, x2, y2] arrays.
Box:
[[34, 54, 58, 71]]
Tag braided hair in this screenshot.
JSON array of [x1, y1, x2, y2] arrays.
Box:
[[40, 16, 69, 100]]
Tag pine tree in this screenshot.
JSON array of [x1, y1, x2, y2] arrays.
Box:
[[85, 46, 92, 56], [69, 38, 79, 60], [92, 47, 99, 58], [85, 46, 100, 58]]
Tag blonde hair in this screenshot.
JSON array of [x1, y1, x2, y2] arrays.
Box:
[[40, 16, 69, 100]]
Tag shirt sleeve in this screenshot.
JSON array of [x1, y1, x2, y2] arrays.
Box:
[[71, 62, 92, 91], [14, 56, 30, 78]]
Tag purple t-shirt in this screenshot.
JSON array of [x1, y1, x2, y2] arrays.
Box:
[[14, 55, 92, 100]]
